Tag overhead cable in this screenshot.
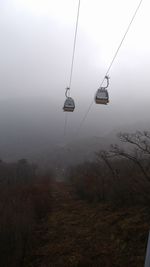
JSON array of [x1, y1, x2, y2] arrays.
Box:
[[77, 0, 144, 133], [64, 0, 81, 136], [68, 0, 81, 91]]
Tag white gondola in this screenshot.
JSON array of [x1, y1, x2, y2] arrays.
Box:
[[95, 75, 110, 105], [63, 87, 75, 112]]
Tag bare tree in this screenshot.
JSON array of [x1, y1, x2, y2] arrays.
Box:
[[96, 150, 119, 180], [117, 131, 150, 154], [110, 131, 150, 182]]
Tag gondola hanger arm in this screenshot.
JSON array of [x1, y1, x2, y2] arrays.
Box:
[[65, 87, 70, 98], [101, 75, 110, 89]]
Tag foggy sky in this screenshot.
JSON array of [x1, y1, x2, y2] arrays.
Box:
[[0, 0, 150, 162]]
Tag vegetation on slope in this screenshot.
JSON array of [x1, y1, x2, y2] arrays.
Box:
[[1, 130, 150, 266], [27, 182, 149, 267], [0, 159, 52, 267]]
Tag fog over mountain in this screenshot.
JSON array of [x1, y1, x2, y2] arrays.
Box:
[[0, 96, 149, 170], [0, 0, 150, 169]]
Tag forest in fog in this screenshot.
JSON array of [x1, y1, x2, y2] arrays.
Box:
[[1, 130, 150, 266]]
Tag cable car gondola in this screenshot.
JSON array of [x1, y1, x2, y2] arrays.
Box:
[[63, 87, 75, 112], [63, 97, 75, 112], [95, 75, 110, 104]]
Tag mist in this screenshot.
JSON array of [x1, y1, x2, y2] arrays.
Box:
[[0, 0, 150, 167]]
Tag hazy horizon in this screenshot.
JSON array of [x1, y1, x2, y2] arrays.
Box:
[[0, 0, 150, 164]]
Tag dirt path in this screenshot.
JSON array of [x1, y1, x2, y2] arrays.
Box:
[[29, 182, 149, 267]]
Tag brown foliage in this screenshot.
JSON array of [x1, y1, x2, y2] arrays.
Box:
[[68, 131, 150, 207], [0, 160, 53, 267], [29, 182, 150, 267]]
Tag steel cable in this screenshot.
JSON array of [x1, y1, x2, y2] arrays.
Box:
[[77, 0, 144, 133]]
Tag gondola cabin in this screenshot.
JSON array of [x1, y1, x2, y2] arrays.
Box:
[[95, 75, 110, 104], [95, 88, 109, 104], [63, 97, 75, 112]]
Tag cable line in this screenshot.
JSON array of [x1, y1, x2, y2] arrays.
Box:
[[68, 0, 81, 91], [63, 0, 81, 135], [77, 0, 144, 132], [64, 113, 68, 136], [99, 0, 144, 88]]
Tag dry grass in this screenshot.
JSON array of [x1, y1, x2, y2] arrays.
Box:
[[28, 182, 150, 267]]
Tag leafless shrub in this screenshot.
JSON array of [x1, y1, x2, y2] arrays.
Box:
[[68, 130, 150, 207]]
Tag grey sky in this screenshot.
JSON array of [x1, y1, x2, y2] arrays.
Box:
[[0, 0, 150, 161]]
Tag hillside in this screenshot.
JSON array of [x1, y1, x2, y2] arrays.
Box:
[[26, 182, 150, 267]]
